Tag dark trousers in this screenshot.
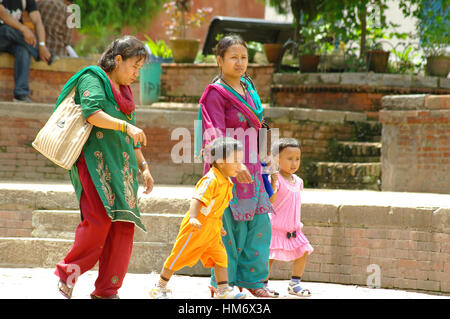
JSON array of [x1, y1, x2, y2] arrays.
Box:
[[0, 24, 39, 98]]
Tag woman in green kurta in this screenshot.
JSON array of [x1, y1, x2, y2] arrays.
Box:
[[54, 36, 154, 299]]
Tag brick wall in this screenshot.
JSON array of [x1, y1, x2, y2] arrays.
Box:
[[160, 63, 274, 102], [0, 211, 32, 237], [380, 95, 450, 194], [0, 54, 97, 103], [272, 73, 450, 120], [1, 185, 449, 294], [0, 102, 369, 186], [273, 203, 450, 293]]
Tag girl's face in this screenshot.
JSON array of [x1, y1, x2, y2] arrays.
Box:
[[217, 44, 248, 79], [276, 147, 301, 175], [113, 55, 144, 85]]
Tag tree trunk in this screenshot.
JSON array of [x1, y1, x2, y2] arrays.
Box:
[[359, 5, 367, 58]]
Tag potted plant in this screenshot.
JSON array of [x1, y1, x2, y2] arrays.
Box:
[[416, 1, 450, 77], [140, 37, 174, 105], [263, 43, 284, 64], [298, 26, 321, 72], [163, 0, 212, 63], [366, 40, 390, 73]]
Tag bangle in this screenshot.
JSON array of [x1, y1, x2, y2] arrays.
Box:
[[116, 120, 127, 134], [139, 161, 148, 170], [39, 41, 45, 47]]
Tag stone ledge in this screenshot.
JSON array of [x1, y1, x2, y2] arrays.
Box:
[[272, 72, 450, 91], [382, 94, 450, 110], [0, 53, 96, 73]]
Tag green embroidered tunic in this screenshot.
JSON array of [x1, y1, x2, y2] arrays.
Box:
[[56, 66, 146, 232]]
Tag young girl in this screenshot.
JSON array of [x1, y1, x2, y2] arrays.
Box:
[[267, 138, 314, 297]]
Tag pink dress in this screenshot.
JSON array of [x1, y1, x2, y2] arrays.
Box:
[[269, 174, 314, 261]]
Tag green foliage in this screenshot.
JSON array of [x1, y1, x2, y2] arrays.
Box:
[[144, 36, 173, 59], [73, 0, 166, 36]]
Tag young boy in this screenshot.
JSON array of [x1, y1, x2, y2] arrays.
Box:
[[150, 137, 246, 299]]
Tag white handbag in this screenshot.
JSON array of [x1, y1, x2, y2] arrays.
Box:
[[32, 88, 93, 170]]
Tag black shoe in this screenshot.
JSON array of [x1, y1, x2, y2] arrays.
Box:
[[13, 95, 32, 103], [48, 55, 59, 65]]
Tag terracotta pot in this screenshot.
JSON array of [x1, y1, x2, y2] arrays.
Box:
[[366, 50, 390, 73], [426, 56, 450, 77], [263, 43, 283, 64], [169, 38, 200, 63], [299, 54, 320, 72]]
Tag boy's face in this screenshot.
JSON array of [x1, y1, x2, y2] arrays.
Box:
[[276, 147, 301, 175], [217, 150, 244, 178]]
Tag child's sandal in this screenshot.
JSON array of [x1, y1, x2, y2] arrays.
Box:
[[57, 280, 73, 299], [288, 283, 311, 297]]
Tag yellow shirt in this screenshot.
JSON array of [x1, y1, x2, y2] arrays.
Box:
[[163, 167, 233, 271]]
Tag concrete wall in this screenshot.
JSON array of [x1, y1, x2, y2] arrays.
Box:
[[380, 95, 450, 194]]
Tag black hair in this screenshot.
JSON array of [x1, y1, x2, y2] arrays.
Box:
[[211, 34, 256, 90], [271, 138, 301, 156], [207, 137, 243, 166], [98, 35, 148, 73]]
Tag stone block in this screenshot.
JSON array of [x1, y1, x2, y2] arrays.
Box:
[[439, 77, 450, 89], [431, 208, 450, 234], [424, 95, 450, 109], [319, 73, 341, 84], [411, 75, 439, 88], [381, 94, 426, 109], [382, 74, 412, 88], [340, 73, 368, 86], [302, 203, 339, 225]]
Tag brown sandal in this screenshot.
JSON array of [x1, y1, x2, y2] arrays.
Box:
[[58, 280, 73, 299]]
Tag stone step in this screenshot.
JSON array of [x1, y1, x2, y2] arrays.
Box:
[[332, 141, 381, 163], [311, 162, 381, 191], [0, 237, 209, 276], [32, 210, 184, 244]]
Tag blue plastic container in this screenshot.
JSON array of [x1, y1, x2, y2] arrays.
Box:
[[139, 55, 173, 105]]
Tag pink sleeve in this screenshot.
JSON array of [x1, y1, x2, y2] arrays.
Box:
[[202, 89, 227, 146]]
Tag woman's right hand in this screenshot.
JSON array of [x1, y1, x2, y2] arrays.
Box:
[[236, 164, 253, 184], [126, 123, 147, 147]]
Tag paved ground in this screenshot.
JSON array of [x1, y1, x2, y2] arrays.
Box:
[[0, 268, 447, 299]]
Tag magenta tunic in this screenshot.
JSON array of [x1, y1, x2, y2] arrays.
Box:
[[201, 87, 273, 221]]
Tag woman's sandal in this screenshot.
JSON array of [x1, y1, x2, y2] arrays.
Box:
[[288, 283, 311, 297], [58, 280, 73, 299], [238, 286, 279, 298]]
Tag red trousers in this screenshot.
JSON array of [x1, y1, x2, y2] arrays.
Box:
[[55, 154, 135, 298]]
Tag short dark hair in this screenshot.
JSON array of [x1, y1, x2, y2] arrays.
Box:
[[271, 138, 301, 156], [206, 137, 243, 165], [98, 35, 148, 72]]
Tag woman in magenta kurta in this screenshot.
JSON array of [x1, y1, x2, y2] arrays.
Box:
[[196, 35, 276, 298]]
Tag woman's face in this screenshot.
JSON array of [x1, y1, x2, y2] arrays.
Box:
[[112, 55, 145, 85], [217, 44, 248, 79]]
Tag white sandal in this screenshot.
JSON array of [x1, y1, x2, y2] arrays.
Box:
[[288, 283, 311, 297]]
